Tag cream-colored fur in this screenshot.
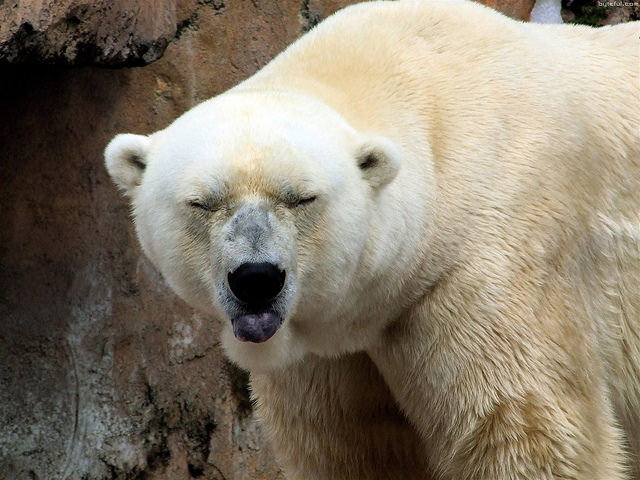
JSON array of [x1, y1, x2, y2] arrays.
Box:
[[105, 1, 640, 478]]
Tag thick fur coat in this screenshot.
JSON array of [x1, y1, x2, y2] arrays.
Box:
[[105, 1, 640, 478]]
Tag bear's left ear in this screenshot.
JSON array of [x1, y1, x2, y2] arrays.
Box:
[[355, 135, 401, 190], [104, 133, 152, 196]]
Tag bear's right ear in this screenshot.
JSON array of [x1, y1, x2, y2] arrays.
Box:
[[104, 133, 151, 196]]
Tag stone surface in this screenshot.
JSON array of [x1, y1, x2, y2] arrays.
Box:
[[1, 1, 629, 479], [0, 0, 187, 66], [476, 0, 537, 20], [0, 0, 541, 67], [561, 0, 640, 26]]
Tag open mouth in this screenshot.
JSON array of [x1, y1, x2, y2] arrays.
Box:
[[231, 311, 283, 343]]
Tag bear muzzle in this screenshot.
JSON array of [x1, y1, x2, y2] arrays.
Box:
[[227, 262, 287, 343], [228, 262, 286, 305]]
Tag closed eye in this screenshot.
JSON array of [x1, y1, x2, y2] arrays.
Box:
[[188, 199, 214, 211], [294, 195, 317, 207]]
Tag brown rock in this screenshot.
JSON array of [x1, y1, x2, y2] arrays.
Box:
[[0, 0, 179, 66], [0, 0, 540, 67], [594, 4, 640, 25], [476, 0, 537, 20]]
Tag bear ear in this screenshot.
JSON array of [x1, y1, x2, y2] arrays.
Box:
[[355, 135, 401, 190], [104, 133, 151, 196]]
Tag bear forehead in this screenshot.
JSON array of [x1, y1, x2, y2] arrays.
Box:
[[150, 133, 340, 209], [175, 150, 322, 203], [157, 99, 348, 164], [146, 101, 351, 201], [159, 91, 359, 156]]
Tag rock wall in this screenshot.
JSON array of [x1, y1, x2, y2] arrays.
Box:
[[0, 1, 546, 479]]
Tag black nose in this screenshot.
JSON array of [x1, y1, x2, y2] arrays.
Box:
[[228, 262, 286, 306]]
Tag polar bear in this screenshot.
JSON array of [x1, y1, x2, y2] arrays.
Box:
[[105, 1, 640, 478]]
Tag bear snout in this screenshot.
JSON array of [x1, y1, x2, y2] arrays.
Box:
[[228, 261, 286, 307]]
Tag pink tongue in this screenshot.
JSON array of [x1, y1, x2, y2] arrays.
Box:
[[232, 312, 282, 343]]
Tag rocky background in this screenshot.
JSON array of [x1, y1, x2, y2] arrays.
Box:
[[0, 1, 635, 479]]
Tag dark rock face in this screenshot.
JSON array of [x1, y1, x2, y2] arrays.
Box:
[[479, 0, 536, 20], [561, 0, 640, 25], [0, 1, 182, 66]]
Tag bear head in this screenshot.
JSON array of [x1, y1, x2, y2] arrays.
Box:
[[105, 91, 403, 371]]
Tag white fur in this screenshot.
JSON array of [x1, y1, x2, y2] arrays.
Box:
[[106, 1, 640, 478], [104, 133, 151, 193]]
